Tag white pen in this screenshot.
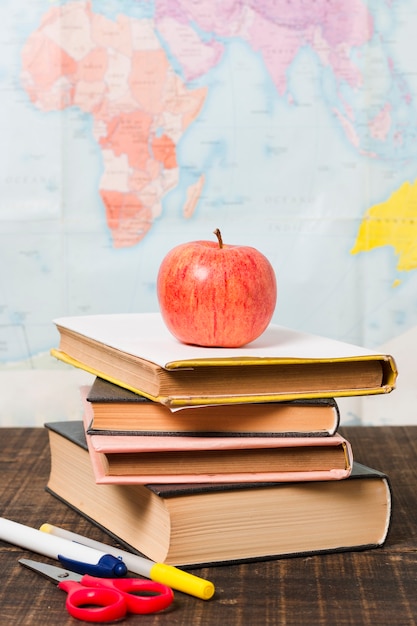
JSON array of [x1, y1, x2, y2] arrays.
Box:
[[0, 517, 127, 577], [41, 523, 215, 600]]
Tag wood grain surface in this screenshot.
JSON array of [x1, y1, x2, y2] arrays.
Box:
[[1, 426, 416, 625]]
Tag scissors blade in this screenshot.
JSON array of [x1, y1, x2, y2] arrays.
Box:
[[19, 558, 83, 583]]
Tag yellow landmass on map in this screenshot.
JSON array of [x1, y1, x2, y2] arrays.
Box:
[[351, 180, 417, 271]]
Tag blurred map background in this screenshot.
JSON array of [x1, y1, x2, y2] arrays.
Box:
[[1, 0, 417, 425]]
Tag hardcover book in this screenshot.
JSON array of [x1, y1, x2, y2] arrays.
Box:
[[45, 420, 392, 567], [51, 312, 397, 408], [86, 377, 341, 437]]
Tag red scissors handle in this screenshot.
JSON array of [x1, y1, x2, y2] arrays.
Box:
[[58, 580, 127, 623], [83, 575, 174, 614], [58, 575, 174, 622]]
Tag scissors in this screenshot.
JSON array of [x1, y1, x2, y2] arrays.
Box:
[[19, 558, 174, 623]]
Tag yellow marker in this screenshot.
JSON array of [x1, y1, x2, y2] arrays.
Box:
[[40, 523, 215, 600]]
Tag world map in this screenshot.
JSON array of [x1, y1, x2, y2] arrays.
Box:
[[1, 0, 417, 425]]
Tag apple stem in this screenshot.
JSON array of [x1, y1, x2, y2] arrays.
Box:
[[213, 228, 223, 249]]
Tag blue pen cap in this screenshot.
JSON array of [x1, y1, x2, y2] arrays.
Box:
[[58, 553, 127, 577]]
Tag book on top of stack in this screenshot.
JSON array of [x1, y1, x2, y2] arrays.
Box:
[[51, 312, 397, 408], [45, 312, 397, 566]]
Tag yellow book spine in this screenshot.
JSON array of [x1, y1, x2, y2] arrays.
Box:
[[50, 348, 397, 409]]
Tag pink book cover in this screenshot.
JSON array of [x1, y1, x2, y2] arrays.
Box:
[[81, 387, 353, 485]]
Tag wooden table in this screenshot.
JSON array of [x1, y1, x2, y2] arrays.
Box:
[[1, 426, 417, 625]]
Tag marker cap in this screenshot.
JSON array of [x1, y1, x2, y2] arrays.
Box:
[[150, 563, 215, 600], [58, 553, 127, 578]]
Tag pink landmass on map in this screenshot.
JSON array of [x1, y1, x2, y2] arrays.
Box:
[[21, 1, 207, 247], [100, 111, 154, 171], [368, 104, 392, 142], [156, 0, 376, 121]]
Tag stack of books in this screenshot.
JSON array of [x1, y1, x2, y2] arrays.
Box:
[[45, 312, 397, 567]]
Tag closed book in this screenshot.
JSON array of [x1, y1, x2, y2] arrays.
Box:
[[44, 420, 392, 567], [51, 312, 397, 409], [87, 377, 341, 436]]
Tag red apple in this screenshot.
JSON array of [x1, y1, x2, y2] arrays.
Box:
[[157, 229, 277, 347]]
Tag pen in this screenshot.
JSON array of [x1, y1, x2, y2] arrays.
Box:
[[41, 523, 215, 600], [0, 517, 127, 577]]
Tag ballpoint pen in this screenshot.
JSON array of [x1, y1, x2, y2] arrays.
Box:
[[41, 523, 215, 600], [0, 517, 127, 577]]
